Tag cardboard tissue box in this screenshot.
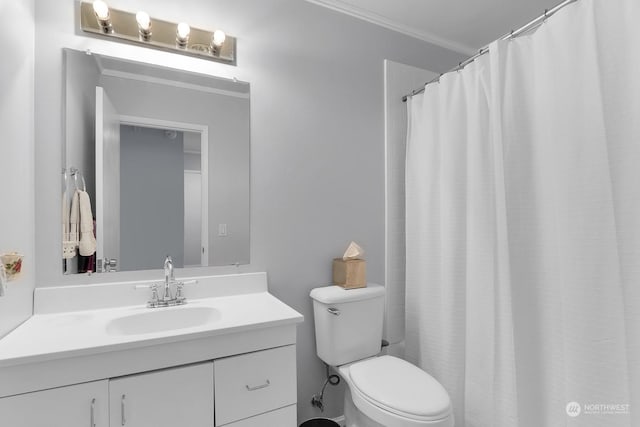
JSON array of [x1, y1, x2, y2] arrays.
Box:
[[332, 241, 366, 289]]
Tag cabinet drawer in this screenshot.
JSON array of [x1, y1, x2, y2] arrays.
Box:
[[214, 345, 296, 425], [222, 405, 296, 427]]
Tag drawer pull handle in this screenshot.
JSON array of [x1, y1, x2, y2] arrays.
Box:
[[121, 394, 126, 426], [90, 398, 96, 427], [245, 379, 271, 391]]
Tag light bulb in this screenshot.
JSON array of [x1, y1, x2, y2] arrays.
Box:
[[176, 22, 190, 48], [136, 11, 151, 31], [212, 30, 226, 47], [92, 0, 109, 20], [177, 22, 190, 39]]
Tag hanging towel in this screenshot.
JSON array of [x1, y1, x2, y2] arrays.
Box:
[[62, 189, 69, 242], [69, 191, 80, 243], [63, 190, 80, 259], [78, 190, 97, 256]]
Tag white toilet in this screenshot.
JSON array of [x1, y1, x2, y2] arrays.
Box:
[[310, 284, 454, 427]]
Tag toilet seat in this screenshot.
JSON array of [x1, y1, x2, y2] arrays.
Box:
[[345, 356, 452, 426]]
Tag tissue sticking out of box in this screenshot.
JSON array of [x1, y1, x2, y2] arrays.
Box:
[[333, 242, 366, 288], [342, 241, 364, 260]]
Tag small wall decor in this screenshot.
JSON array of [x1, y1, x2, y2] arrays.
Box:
[[80, 1, 236, 65], [0, 252, 24, 282], [0, 265, 6, 296]]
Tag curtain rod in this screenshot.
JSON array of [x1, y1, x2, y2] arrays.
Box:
[[402, 0, 579, 102]]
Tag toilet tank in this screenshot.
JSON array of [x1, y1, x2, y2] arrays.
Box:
[[310, 284, 385, 366]]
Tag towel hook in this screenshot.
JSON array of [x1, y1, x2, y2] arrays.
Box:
[[69, 167, 87, 192]]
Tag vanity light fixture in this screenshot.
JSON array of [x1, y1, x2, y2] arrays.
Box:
[[135, 11, 152, 41], [79, 1, 236, 65], [176, 22, 190, 48], [92, 0, 113, 33]]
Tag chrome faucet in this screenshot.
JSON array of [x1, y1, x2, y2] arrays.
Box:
[[135, 256, 197, 308], [163, 255, 174, 302]]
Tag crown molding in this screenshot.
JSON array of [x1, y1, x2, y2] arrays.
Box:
[[304, 0, 476, 56]]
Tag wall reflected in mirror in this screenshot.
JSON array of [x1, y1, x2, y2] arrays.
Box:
[[63, 48, 250, 273], [119, 125, 204, 271]]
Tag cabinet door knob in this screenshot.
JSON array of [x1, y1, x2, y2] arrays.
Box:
[[121, 394, 126, 426], [245, 379, 270, 391], [90, 398, 96, 427]]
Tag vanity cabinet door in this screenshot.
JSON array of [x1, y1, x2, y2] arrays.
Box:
[[109, 362, 214, 427], [0, 380, 108, 427]]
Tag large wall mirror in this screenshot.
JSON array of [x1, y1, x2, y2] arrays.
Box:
[[62, 48, 250, 274]]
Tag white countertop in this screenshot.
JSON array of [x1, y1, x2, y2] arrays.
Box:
[[0, 273, 303, 368]]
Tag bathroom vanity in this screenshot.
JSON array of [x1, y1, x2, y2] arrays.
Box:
[[0, 273, 303, 426]]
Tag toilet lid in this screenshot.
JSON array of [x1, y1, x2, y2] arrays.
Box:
[[349, 356, 451, 420]]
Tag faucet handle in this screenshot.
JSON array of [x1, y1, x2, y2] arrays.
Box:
[[149, 283, 160, 307], [134, 283, 161, 308], [174, 279, 198, 305]]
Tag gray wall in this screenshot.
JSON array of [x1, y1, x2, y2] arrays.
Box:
[[0, 0, 35, 338], [64, 50, 100, 202], [119, 126, 185, 271], [184, 136, 203, 267], [33, 0, 465, 421], [384, 60, 438, 349]]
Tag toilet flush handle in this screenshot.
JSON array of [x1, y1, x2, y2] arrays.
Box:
[[327, 307, 341, 316]]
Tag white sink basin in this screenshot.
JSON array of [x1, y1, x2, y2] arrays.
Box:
[[106, 306, 221, 335]]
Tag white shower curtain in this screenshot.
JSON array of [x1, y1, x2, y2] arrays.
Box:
[[405, 1, 639, 427]]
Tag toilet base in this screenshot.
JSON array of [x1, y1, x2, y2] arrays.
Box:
[[344, 388, 385, 427], [343, 383, 454, 427]]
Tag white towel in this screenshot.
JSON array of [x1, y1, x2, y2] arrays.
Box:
[[63, 191, 80, 259], [69, 191, 80, 243], [62, 189, 69, 242], [78, 190, 97, 256]]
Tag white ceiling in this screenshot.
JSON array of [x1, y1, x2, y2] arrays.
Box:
[[305, 0, 563, 55]]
